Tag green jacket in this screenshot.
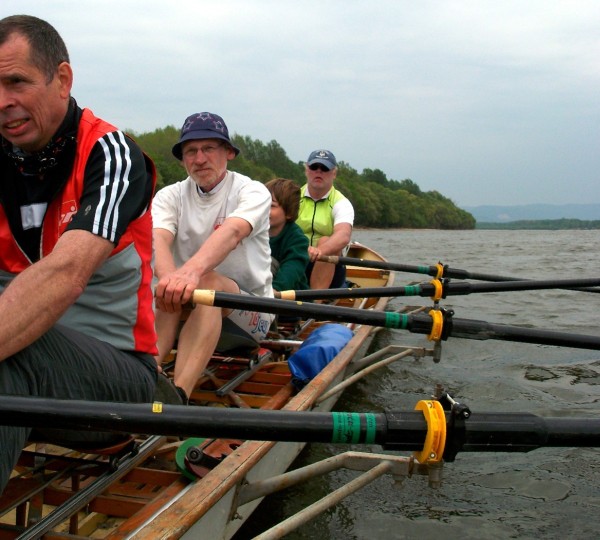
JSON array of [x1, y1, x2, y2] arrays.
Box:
[[270, 221, 309, 291]]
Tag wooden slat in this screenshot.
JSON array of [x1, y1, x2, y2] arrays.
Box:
[[103, 479, 189, 539]]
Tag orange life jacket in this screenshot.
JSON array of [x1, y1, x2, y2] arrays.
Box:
[[0, 108, 157, 355]]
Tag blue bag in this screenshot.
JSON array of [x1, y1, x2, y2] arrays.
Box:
[[288, 324, 354, 390]]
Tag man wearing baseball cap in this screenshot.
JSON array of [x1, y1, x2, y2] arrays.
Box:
[[151, 112, 274, 398], [296, 149, 354, 289]]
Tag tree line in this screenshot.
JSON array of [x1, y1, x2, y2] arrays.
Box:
[[131, 126, 476, 230]]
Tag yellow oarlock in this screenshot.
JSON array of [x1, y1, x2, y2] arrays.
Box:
[[413, 399, 446, 463], [429, 279, 443, 302], [427, 309, 444, 341]]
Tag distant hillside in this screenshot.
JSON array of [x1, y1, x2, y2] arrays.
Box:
[[476, 218, 600, 230], [464, 204, 600, 223]]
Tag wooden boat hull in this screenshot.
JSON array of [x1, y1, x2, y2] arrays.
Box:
[[0, 242, 396, 539], [130, 242, 394, 539]]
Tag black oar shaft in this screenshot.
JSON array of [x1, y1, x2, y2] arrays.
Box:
[[447, 316, 600, 349], [321, 255, 438, 277], [324, 255, 600, 293], [0, 396, 346, 443], [385, 412, 600, 453], [193, 290, 600, 350], [193, 289, 387, 327], [446, 278, 600, 293], [1, 396, 599, 454], [278, 277, 600, 301]]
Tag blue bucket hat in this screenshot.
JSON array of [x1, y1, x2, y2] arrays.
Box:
[[307, 149, 337, 170], [172, 112, 240, 160]]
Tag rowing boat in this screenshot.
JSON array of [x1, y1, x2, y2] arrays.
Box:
[[1, 241, 421, 539], [2, 239, 600, 539]]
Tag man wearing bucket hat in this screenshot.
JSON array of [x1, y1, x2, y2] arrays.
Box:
[[152, 112, 274, 398], [296, 149, 354, 289]]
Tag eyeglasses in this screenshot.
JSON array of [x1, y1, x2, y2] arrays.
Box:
[[308, 163, 331, 172], [183, 142, 224, 158]]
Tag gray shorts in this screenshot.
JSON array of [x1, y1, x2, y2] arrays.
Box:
[[0, 324, 157, 493]]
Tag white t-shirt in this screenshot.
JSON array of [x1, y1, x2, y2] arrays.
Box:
[[152, 171, 273, 298]]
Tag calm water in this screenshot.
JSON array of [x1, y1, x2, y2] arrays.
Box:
[[237, 229, 600, 539]]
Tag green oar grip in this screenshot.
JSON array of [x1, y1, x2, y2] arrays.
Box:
[[384, 312, 410, 329]]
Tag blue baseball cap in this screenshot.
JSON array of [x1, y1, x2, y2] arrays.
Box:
[[307, 149, 337, 170], [172, 112, 240, 160]]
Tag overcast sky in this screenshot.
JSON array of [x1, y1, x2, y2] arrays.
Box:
[[4, 1, 599, 208]]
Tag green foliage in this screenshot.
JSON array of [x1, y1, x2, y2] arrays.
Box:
[[362, 168, 389, 187], [232, 135, 304, 183], [133, 127, 475, 230], [129, 126, 184, 191], [395, 178, 422, 196]]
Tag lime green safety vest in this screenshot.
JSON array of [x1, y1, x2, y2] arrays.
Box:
[[296, 185, 347, 247]]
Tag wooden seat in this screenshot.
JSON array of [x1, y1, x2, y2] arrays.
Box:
[[27, 431, 137, 458], [70, 435, 137, 456]]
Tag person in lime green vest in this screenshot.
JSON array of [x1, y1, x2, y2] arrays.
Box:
[[296, 149, 354, 289]]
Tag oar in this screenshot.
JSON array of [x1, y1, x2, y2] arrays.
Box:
[[1, 396, 599, 456], [192, 290, 600, 350], [276, 277, 600, 301], [322, 255, 600, 293]]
